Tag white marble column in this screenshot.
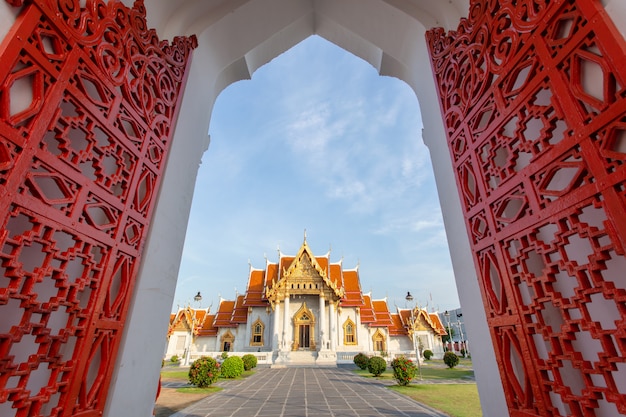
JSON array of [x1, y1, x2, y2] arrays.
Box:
[[318, 294, 326, 350], [283, 295, 290, 350], [329, 300, 337, 350], [273, 302, 280, 350]]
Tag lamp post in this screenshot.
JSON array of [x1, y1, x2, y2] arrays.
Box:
[[184, 292, 202, 366], [456, 314, 466, 354], [444, 310, 451, 352], [405, 292, 422, 380], [184, 312, 196, 366]]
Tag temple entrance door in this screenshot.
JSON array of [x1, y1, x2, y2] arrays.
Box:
[[299, 324, 311, 349], [292, 303, 316, 350]]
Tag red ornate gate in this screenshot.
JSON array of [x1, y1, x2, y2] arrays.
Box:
[[0, 1, 196, 416], [427, 1, 626, 416]]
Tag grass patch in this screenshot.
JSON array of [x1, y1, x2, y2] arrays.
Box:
[[418, 366, 474, 380], [390, 384, 482, 417], [218, 369, 255, 380], [160, 370, 189, 380], [353, 368, 394, 380], [353, 365, 473, 381], [176, 386, 223, 394], [162, 369, 256, 382]]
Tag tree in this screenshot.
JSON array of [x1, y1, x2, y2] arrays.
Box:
[[441, 326, 456, 343]]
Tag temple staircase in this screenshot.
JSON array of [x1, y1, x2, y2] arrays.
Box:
[[271, 350, 338, 367], [287, 350, 317, 366]]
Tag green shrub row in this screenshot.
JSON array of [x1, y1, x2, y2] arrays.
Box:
[[188, 354, 258, 387], [353, 353, 387, 376]]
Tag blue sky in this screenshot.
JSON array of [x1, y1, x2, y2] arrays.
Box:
[[172, 36, 459, 314]]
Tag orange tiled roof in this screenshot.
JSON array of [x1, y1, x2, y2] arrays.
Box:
[[389, 313, 407, 336], [231, 295, 248, 323], [213, 300, 237, 327], [340, 269, 363, 307], [265, 262, 279, 285], [327, 262, 342, 289], [279, 256, 295, 275], [398, 308, 412, 327], [197, 314, 218, 336], [360, 295, 376, 323], [429, 313, 448, 335], [371, 299, 393, 327], [194, 309, 207, 324], [243, 268, 268, 307], [317, 256, 330, 277]]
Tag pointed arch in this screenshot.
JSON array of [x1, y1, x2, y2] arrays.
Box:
[[292, 302, 316, 350], [343, 317, 357, 345], [250, 318, 265, 346], [220, 330, 235, 352], [372, 329, 386, 352]]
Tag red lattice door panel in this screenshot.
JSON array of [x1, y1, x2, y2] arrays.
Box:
[[0, 1, 196, 416], [427, 1, 626, 416]]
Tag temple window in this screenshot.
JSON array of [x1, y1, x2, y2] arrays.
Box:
[[372, 329, 386, 352], [343, 318, 356, 345], [250, 318, 264, 346], [221, 330, 235, 352]]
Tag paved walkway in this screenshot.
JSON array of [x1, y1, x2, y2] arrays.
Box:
[[171, 367, 449, 417]]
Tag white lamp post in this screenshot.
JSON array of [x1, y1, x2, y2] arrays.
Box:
[[456, 314, 466, 354], [405, 292, 422, 380], [444, 310, 452, 352]]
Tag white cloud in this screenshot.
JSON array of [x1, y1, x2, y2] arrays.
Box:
[[175, 35, 460, 313]]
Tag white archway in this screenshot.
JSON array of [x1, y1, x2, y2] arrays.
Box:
[[3, 1, 626, 416], [106, 2, 507, 416]]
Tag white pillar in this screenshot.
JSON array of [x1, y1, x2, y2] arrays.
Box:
[[283, 295, 290, 350], [329, 300, 337, 350], [273, 302, 280, 350], [319, 294, 326, 350], [245, 318, 251, 349]]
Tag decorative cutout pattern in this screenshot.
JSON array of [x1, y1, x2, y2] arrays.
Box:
[[428, 1, 626, 415], [0, 1, 196, 416]]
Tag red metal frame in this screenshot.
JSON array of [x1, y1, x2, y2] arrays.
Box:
[[428, 1, 626, 416], [0, 1, 196, 416]]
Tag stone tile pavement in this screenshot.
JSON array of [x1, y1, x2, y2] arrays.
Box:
[[171, 367, 449, 417]]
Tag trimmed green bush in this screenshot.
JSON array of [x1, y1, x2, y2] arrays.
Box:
[[242, 354, 258, 371], [422, 349, 433, 360], [220, 356, 244, 378], [367, 356, 387, 377], [353, 353, 370, 370], [221, 351, 229, 359], [460, 348, 466, 358], [443, 351, 460, 368], [170, 355, 179, 363], [188, 356, 220, 387], [391, 356, 417, 386]]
